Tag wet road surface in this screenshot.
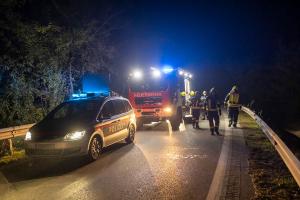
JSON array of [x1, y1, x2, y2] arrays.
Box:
[[1, 120, 229, 200]]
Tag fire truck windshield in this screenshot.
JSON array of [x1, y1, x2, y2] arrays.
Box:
[[130, 80, 169, 92]]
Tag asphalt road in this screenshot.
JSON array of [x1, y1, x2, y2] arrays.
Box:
[[1, 118, 242, 200]]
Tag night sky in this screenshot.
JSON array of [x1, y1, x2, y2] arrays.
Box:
[[117, 1, 300, 71]]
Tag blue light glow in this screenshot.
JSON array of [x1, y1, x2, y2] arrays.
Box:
[[72, 93, 87, 98], [162, 66, 174, 73], [83, 74, 110, 94]]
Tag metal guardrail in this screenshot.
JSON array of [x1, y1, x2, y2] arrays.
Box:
[[0, 123, 35, 140], [242, 106, 300, 187]]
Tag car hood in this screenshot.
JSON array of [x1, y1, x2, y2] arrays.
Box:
[[30, 118, 93, 141]]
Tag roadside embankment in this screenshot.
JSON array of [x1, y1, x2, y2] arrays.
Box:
[[240, 112, 300, 199]]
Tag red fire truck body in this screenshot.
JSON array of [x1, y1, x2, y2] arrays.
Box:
[[128, 90, 173, 120], [128, 68, 192, 130]]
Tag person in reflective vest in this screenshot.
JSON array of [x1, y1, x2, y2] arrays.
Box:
[[205, 88, 221, 135], [190, 92, 201, 129], [224, 85, 240, 127], [200, 90, 207, 120]]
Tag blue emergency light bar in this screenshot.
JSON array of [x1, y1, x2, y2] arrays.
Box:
[[72, 93, 87, 98], [71, 92, 110, 100]]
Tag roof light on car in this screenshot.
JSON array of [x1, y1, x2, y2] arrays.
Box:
[[72, 93, 87, 98]]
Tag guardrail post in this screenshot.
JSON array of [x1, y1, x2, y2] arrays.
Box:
[[8, 138, 13, 155]]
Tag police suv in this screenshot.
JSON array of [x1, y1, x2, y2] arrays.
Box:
[[24, 94, 136, 161]]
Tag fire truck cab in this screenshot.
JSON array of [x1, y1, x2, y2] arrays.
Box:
[[128, 67, 192, 130]]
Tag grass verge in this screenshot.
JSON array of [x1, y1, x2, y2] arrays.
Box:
[[0, 150, 26, 167], [240, 112, 300, 199]]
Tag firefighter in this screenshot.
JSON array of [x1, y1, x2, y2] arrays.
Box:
[[174, 89, 184, 119], [190, 91, 201, 129], [200, 90, 207, 120], [205, 88, 221, 135], [224, 85, 240, 127]]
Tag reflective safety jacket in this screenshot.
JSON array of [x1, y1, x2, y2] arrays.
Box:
[[225, 91, 240, 107], [205, 95, 221, 111], [190, 96, 201, 109]]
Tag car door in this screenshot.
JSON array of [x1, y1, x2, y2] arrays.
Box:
[[110, 99, 129, 142], [97, 100, 119, 146]]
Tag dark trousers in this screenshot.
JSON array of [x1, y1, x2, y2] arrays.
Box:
[[200, 108, 206, 119], [192, 109, 200, 127], [207, 111, 219, 131], [228, 107, 239, 125]]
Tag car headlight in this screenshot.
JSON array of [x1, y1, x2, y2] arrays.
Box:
[[64, 130, 86, 141], [25, 131, 32, 141], [163, 107, 172, 113]]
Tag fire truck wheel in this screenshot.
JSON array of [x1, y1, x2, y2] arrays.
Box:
[[170, 117, 180, 131], [136, 119, 143, 130], [125, 124, 136, 143]]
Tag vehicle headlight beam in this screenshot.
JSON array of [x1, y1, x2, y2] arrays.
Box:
[[131, 70, 143, 80], [64, 130, 86, 141], [25, 131, 32, 141]]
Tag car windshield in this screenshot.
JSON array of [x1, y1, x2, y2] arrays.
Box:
[[45, 99, 103, 122]]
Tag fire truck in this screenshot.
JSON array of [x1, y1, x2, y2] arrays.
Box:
[[128, 67, 193, 130]]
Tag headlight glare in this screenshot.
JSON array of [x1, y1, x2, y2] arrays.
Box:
[[64, 130, 86, 141], [163, 107, 172, 113], [25, 131, 32, 141]]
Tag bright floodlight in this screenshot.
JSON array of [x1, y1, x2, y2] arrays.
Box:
[[162, 66, 174, 73], [152, 69, 161, 78], [184, 73, 188, 77], [132, 70, 143, 79], [189, 74, 192, 78], [179, 70, 184, 75]]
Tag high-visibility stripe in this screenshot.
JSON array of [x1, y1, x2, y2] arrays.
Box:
[[228, 104, 241, 107], [95, 114, 131, 137], [207, 108, 218, 111], [229, 93, 239, 104]]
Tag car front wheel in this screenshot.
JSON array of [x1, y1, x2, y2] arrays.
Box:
[[125, 125, 135, 144], [88, 136, 102, 161]]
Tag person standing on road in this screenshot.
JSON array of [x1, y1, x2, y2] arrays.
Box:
[[224, 85, 240, 128], [205, 88, 221, 135], [190, 91, 201, 129], [200, 90, 207, 120]]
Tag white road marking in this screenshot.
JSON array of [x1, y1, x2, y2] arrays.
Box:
[[166, 153, 208, 160], [206, 118, 232, 200]]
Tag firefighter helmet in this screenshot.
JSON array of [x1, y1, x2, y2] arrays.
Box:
[[232, 85, 238, 91], [209, 87, 216, 95]]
